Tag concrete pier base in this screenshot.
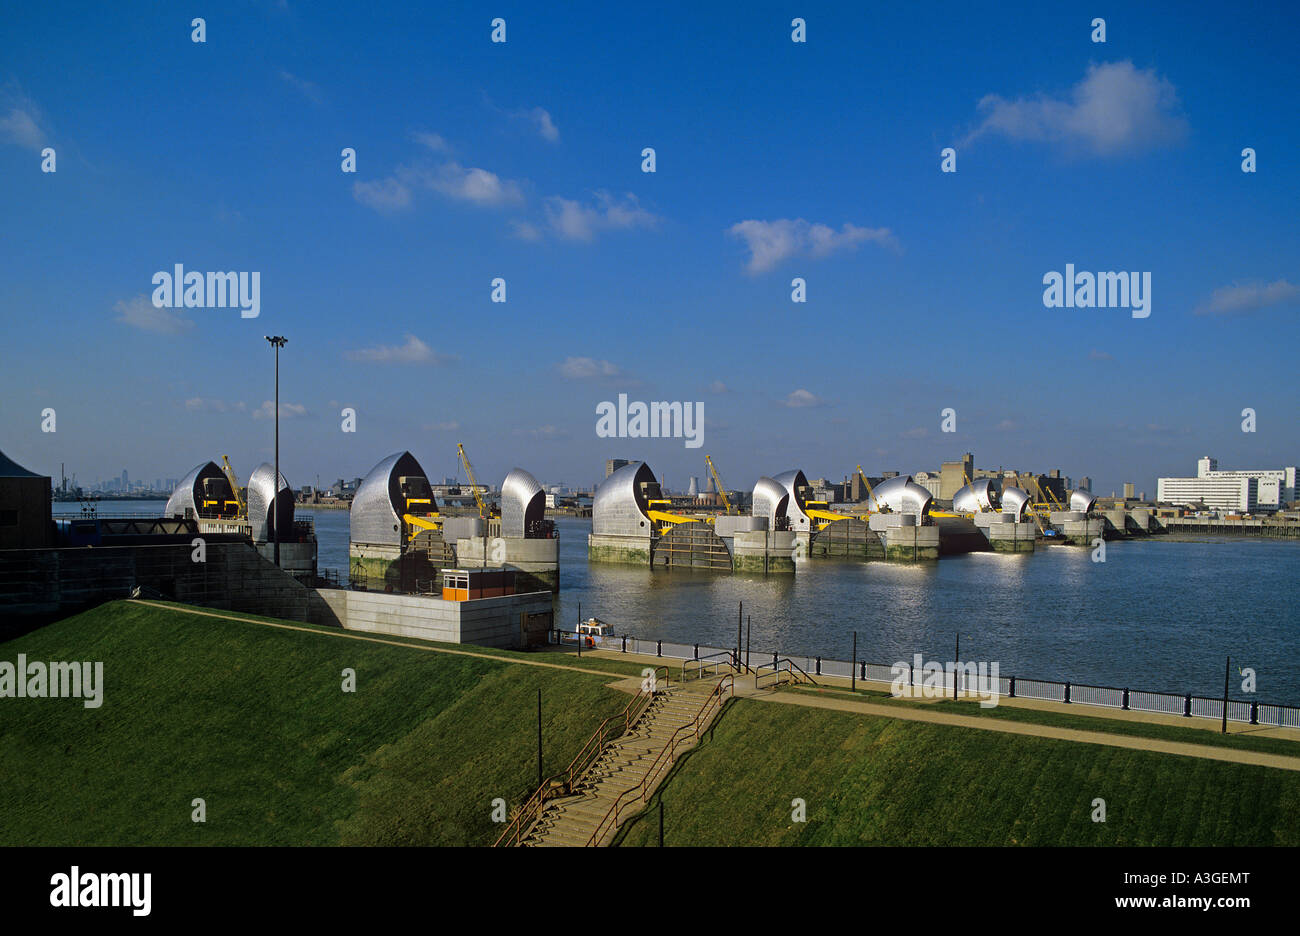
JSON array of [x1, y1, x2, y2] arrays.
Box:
[[456, 535, 560, 592], [867, 515, 940, 560], [730, 529, 797, 573], [1054, 516, 1106, 546], [587, 533, 652, 566], [971, 513, 1037, 552], [883, 526, 940, 560], [985, 521, 1037, 552]]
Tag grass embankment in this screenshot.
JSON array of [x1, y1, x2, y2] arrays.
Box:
[[0, 601, 631, 846], [615, 700, 1300, 846], [789, 684, 1300, 757], [135, 600, 654, 678]]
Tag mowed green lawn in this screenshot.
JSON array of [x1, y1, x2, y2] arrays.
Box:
[[616, 700, 1300, 846], [0, 601, 630, 846]]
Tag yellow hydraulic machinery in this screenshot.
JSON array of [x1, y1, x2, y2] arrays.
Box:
[[798, 473, 867, 529], [704, 455, 736, 515], [219, 455, 246, 518], [1038, 485, 1067, 513], [646, 498, 704, 535], [456, 442, 498, 520], [398, 472, 442, 544], [404, 513, 442, 542], [856, 465, 882, 514], [804, 500, 851, 530]]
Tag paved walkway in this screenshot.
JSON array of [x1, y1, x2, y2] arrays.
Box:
[[582, 647, 1300, 740], [746, 681, 1300, 772]]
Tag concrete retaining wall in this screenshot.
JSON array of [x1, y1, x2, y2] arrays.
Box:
[[322, 588, 554, 649], [0, 540, 335, 629]]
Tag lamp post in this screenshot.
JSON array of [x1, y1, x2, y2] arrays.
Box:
[[264, 336, 287, 567]]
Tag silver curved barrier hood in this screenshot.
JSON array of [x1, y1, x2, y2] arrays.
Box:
[[952, 479, 999, 514], [501, 467, 545, 537], [246, 462, 294, 543], [593, 461, 657, 536], [869, 475, 933, 517]]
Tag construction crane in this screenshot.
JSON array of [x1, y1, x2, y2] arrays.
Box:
[[704, 455, 735, 515], [220, 455, 246, 518], [856, 465, 880, 513], [456, 443, 495, 520]]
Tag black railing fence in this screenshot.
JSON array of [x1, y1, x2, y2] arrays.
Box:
[[548, 630, 1300, 730]]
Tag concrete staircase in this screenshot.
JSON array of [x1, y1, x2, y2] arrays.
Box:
[[522, 678, 726, 847]]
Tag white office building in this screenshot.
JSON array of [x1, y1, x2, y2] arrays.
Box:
[[1157, 457, 1297, 513]]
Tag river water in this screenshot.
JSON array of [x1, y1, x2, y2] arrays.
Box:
[[61, 503, 1300, 704]]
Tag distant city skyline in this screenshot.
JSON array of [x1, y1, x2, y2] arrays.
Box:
[[4, 3, 1297, 498]]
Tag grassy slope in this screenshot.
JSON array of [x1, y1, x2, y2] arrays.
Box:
[[136, 600, 653, 677], [616, 700, 1300, 846], [0, 601, 629, 846]]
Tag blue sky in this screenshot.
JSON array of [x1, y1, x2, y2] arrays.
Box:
[[2, 0, 1297, 496]]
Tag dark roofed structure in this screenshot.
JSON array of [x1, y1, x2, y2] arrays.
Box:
[[0, 448, 52, 549]]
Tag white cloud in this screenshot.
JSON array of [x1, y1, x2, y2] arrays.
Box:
[[995, 419, 1018, 431], [279, 70, 323, 106], [252, 401, 308, 420], [0, 108, 43, 148], [901, 426, 929, 438], [544, 191, 658, 241], [114, 295, 193, 334], [962, 61, 1187, 156], [707, 380, 729, 394], [516, 424, 569, 439], [728, 219, 896, 273], [1195, 279, 1299, 316], [0, 88, 48, 150], [1089, 349, 1114, 360], [508, 219, 543, 241], [347, 334, 453, 364], [520, 106, 559, 142], [423, 420, 460, 432], [185, 398, 245, 413], [423, 162, 524, 206], [353, 161, 524, 213], [412, 131, 450, 153], [782, 389, 824, 408], [352, 177, 412, 213], [558, 356, 621, 379]]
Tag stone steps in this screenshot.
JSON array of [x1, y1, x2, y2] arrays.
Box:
[[520, 680, 726, 846]]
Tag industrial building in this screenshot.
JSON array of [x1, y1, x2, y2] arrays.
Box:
[[1157, 457, 1298, 513]]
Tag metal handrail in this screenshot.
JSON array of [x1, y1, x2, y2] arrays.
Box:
[[682, 650, 733, 681], [493, 665, 668, 847], [561, 666, 667, 781], [584, 674, 735, 846], [755, 657, 818, 689]]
